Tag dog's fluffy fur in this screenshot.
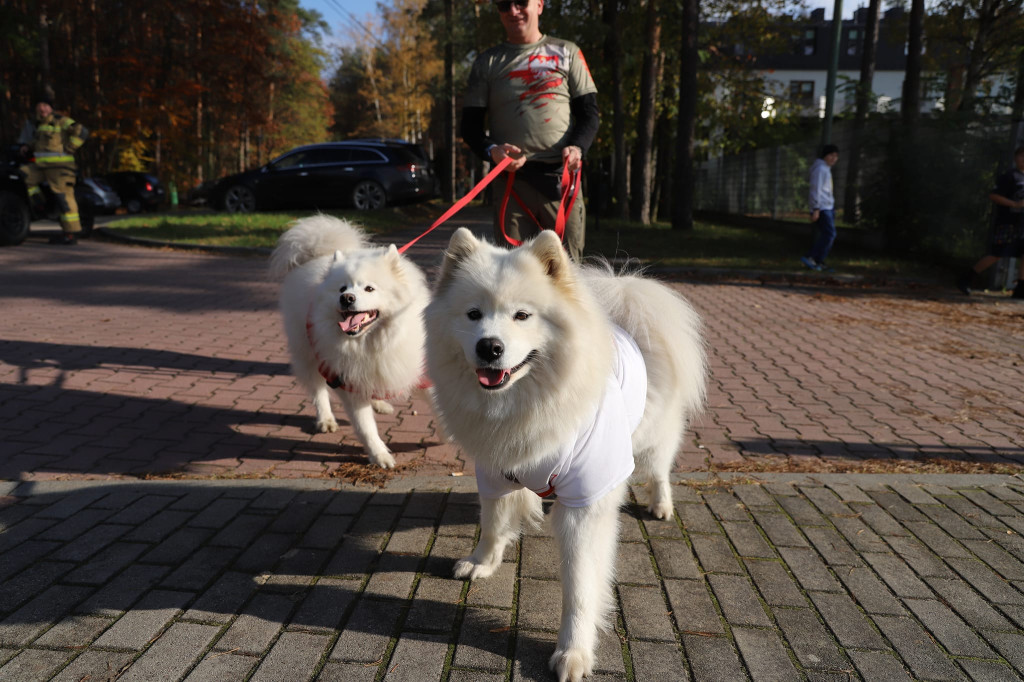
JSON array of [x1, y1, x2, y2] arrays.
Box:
[[425, 229, 707, 682], [270, 215, 429, 468]]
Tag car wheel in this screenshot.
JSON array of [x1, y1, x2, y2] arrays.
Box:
[[0, 190, 30, 246], [126, 198, 142, 214], [352, 181, 386, 210], [223, 185, 256, 213]]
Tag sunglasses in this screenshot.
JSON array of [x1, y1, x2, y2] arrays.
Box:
[[496, 0, 529, 12]]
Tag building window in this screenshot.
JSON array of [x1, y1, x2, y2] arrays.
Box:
[[847, 29, 860, 56], [790, 81, 815, 108], [800, 28, 816, 56]]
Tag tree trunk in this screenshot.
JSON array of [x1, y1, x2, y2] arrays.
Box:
[[603, 0, 628, 219], [842, 0, 880, 223], [957, 0, 1001, 114], [902, 0, 924, 131], [443, 0, 456, 202], [630, 0, 660, 224], [672, 0, 698, 231]]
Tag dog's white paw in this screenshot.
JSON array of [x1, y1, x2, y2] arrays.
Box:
[[371, 399, 394, 415], [453, 556, 499, 581], [315, 417, 338, 433], [549, 647, 593, 682], [369, 450, 396, 469], [648, 500, 673, 520]]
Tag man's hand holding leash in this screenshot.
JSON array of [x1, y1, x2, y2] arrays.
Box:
[[488, 143, 527, 171]]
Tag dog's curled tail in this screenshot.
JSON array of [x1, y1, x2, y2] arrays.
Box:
[[269, 214, 369, 279]]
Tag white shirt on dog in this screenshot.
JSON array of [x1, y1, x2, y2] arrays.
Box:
[[475, 325, 646, 508]]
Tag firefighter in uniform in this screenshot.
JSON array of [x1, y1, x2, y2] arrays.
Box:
[[18, 90, 88, 245]]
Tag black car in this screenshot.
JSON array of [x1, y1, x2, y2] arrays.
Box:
[[210, 140, 436, 213], [0, 163, 30, 246], [102, 171, 165, 213]]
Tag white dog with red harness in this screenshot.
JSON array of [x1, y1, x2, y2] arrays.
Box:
[[270, 215, 429, 468]]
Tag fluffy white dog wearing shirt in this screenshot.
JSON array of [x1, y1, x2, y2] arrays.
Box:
[[425, 229, 707, 682]]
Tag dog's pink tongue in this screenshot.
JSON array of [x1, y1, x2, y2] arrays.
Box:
[[476, 368, 509, 387], [338, 313, 370, 332]]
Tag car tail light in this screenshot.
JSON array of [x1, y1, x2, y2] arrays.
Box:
[[401, 163, 417, 174], [145, 182, 153, 192]]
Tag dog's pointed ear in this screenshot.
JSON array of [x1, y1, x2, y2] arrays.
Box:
[[436, 227, 478, 292], [528, 231, 573, 284], [385, 243, 400, 263], [332, 249, 343, 263]]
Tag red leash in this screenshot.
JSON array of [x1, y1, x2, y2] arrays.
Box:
[[397, 156, 514, 254], [397, 156, 581, 253]]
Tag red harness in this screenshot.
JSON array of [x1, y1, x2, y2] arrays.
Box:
[[305, 309, 430, 400]]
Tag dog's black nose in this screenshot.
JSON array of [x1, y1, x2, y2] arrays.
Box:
[[340, 293, 356, 308], [476, 337, 504, 362]]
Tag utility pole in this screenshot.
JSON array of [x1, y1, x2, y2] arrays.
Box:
[[821, 0, 843, 146]]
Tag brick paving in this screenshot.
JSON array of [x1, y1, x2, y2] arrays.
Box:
[[1, 214, 1024, 680]]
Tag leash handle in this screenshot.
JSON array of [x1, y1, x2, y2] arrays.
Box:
[[499, 159, 581, 247], [397, 156, 515, 254]]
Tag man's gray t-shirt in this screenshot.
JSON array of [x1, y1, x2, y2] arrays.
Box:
[[464, 35, 597, 163]]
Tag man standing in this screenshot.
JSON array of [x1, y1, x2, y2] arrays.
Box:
[[18, 89, 88, 245], [461, 0, 599, 261], [801, 144, 840, 271], [956, 144, 1024, 298]]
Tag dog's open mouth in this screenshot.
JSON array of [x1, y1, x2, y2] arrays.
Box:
[[476, 351, 536, 390], [338, 310, 379, 335]]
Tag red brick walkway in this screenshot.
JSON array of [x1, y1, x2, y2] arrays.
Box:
[[1, 214, 1022, 482]]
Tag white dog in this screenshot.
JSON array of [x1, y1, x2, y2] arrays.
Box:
[[425, 228, 707, 682], [270, 215, 429, 468]]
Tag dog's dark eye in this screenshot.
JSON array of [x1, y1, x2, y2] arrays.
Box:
[[339, 286, 347, 293], [467, 309, 482, 321], [513, 311, 531, 321], [364, 285, 374, 292]]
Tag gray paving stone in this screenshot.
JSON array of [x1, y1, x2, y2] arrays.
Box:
[[856, 503, 912, 537], [665, 579, 724, 635], [93, 589, 193, 650], [863, 553, 933, 599], [36, 490, 109, 519], [947, 558, 1024, 606], [804, 526, 862, 566], [512, 629, 557, 682], [317, 661, 379, 681], [831, 515, 888, 553], [50, 651, 134, 682], [837, 565, 906, 615], [300, 514, 352, 550], [732, 483, 775, 509], [0, 539, 61, 585], [465, 561, 516, 608], [363, 552, 418, 600], [521, 535, 558, 580], [50, 523, 131, 562], [436, 504, 477, 537], [0, 648, 71, 681], [777, 495, 828, 526], [708, 574, 771, 627], [682, 634, 744, 681], [184, 652, 257, 681], [750, 510, 809, 547], [0, 561, 74, 614], [325, 534, 385, 576], [773, 607, 849, 671], [184, 571, 263, 624], [270, 547, 330, 586], [889, 482, 939, 506], [650, 538, 701, 579], [75, 563, 170, 617], [162, 545, 240, 591], [721, 521, 776, 558], [904, 521, 973, 558], [904, 598, 995, 658], [957, 659, 1022, 682], [868, 491, 929, 523], [382, 632, 450, 682], [124, 509, 194, 544], [188, 498, 250, 529], [690, 534, 743, 574], [37, 508, 114, 542], [671, 484, 701, 503], [630, 640, 689, 681], [873, 615, 964, 681], [407, 576, 463, 631], [209, 514, 272, 548], [884, 535, 956, 578], [119, 622, 220, 682], [777, 546, 842, 593], [808, 591, 888, 650], [215, 592, 295, 655], [425, 535, 475, 575], [248, 489, 300, 512], [617, 542, 658, 584], [677, 501, 722, 534], [517, 579, 561, 630], [745, 559, 806, 607], [985, 631, 1024, 677], [330, 599, 403, 663], [732, 626, 800, 682], [454, 607, 512, 671], [943, 495, 1006, 530], [919, 505, 987, 540], [963, 539, 1024, 581], [847, 650, 912, 681], [385, 518, 433, 556], [290, 578, 357, 631], [923, 577, 1015, 633], [142, 527, 214, 565], [250, 631, 332, 682], [619, 584, 675, 641], [0, 584, 93, 647], [800, 486, 853, 516], [65, 541, 149, 586], [704, 490, 749, 522], [33, 614, 112, 648]]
